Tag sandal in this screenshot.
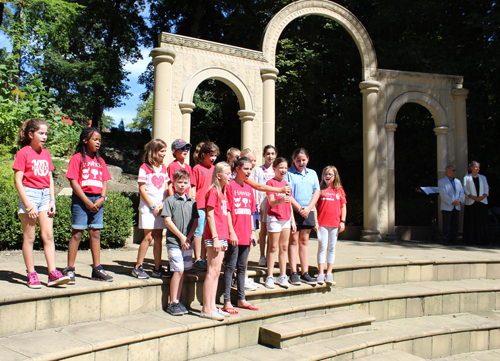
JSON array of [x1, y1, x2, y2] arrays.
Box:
[[221, 307, 239, 315], [237, 303, 259, 311]]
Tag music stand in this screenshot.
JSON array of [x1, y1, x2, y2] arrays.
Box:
[[421, 186, 439, 242]]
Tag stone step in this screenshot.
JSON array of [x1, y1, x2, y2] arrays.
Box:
[[189, 312, 500, 361], [429, 348, 500, 360], [232, 279, 332, 304], [285, 311, 500, 360], [259, 310, 375, 349], [2, 280, 500, 361], [2, 276, 500, 340], [356, 349, 425, 360]]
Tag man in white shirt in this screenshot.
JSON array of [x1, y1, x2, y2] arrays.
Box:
[[438, 165, 464, 245]]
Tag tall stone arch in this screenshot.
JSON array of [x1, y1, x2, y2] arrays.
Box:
[[261, 0, 378, 80]]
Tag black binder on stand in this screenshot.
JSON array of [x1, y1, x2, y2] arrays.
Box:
[[421, 186, 439, 242]]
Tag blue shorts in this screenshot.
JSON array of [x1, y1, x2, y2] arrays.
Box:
[[72, 194, 104, 229], [19, 187, 51, 214], [194, 208, 206, 238]]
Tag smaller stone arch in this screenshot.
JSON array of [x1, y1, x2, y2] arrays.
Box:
[[181, 67, 254, 110], [180, 66, 256, 151], [386, 91, 447, 127]]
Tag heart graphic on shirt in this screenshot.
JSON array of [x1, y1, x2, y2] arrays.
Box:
[[152, 175, 164, 189]]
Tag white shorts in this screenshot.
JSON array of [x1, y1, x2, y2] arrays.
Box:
[[259, 201, 268, 222], [267, 215, 291, 233], [168, 247, 189, 272], [139, 209, 166, 230]]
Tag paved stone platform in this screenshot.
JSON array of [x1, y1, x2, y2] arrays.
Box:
[[2, 238, 500, 301]]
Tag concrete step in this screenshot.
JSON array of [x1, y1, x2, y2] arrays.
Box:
[[2, 276, 500, 340], [285, 311, 500, 360], [356, 349, 425, 360], [190, 312, 500, 361], [430, 348, 500, 360], [259, 310, 375, 349], [232, 279, 332, 304], [2, 280, 500, 361]]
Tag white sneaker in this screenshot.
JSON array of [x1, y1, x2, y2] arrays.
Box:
[[245, 278, 258, 291], [277, 275, 289, 289], [265, 276, 275, 289], [258, 255, 266, 266], [325, 273, 335, 285], [251, 280, 261, 288], [316, 274, 325, 285]]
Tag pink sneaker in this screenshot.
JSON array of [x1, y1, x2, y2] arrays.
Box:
[[27, 272, 42, 289], [47, 269, 71, 287]]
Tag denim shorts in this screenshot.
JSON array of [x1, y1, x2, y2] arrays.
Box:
[[194, 208, 206, 238], [72, 193, 104, 229], [19, 187, 51, 214]]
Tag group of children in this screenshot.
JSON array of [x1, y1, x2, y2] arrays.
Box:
[[13, 119, 347, 321]]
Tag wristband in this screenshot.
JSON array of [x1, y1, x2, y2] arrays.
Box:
[[341, 220, 346, 223], [50, 198, 56, 202], [212, 235, 218, 239], [26, 206, 34, 212]]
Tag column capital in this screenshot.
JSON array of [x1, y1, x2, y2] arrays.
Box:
[[433, 126, 449, 136], [238, 110, 256, 122], [451, 88, 469, 99], [260, 67, 279, 81], [179, 102, 195, 114], [359, 81, 381, 94], [384, 123, 398, 132], [151, 48, 175, 66]]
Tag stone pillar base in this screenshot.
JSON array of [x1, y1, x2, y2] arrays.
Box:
[[360, 230, 382, 242], [385, 233, 398, 241]]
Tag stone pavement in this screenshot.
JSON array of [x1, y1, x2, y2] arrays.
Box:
[[2, 237, 500, 300]]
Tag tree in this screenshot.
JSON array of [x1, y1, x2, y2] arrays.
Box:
[[127, 94, 153, 130], [2, 0, 149, 129]]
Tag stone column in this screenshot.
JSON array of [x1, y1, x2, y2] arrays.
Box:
[[179, 102, 195, 142], [434, 126, 449, 233], [151, 48, 175, 142], [434, 126, 449, 180], [360, 81, 382, 242], [238, 110, 256, 150], [260, 67, 279, 147], [384, 123, 398, 241], [452, 88, 469, 182]]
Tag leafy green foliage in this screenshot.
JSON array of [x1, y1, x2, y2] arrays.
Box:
[[0, 190, 134, 250], [127, 94, 153, 131], [101, 191, 135, 248]]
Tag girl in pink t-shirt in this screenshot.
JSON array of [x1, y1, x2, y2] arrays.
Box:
[[200, 162, 232, 321], [13, 119, 70, 289], [64, 127, 112, 283], [315, 166, 347, 285], [191, 141, 219, 271], [265, 157, 296, 289], [222, 157, 259, 314], [133, 139, 169, 279]]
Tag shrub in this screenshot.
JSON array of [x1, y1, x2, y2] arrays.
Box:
[[0, 191, 23, 249], [0, 190, 135, 250], [101, 191, 135, 248]]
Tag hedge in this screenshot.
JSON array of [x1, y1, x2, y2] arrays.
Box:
[[0, 191, 135, 250]]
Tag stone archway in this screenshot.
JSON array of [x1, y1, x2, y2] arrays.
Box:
[[261, 0, 377, 80], [179, 67, 255, 149], [151, 0, 468, 241], [384, 91, 449, 239]]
